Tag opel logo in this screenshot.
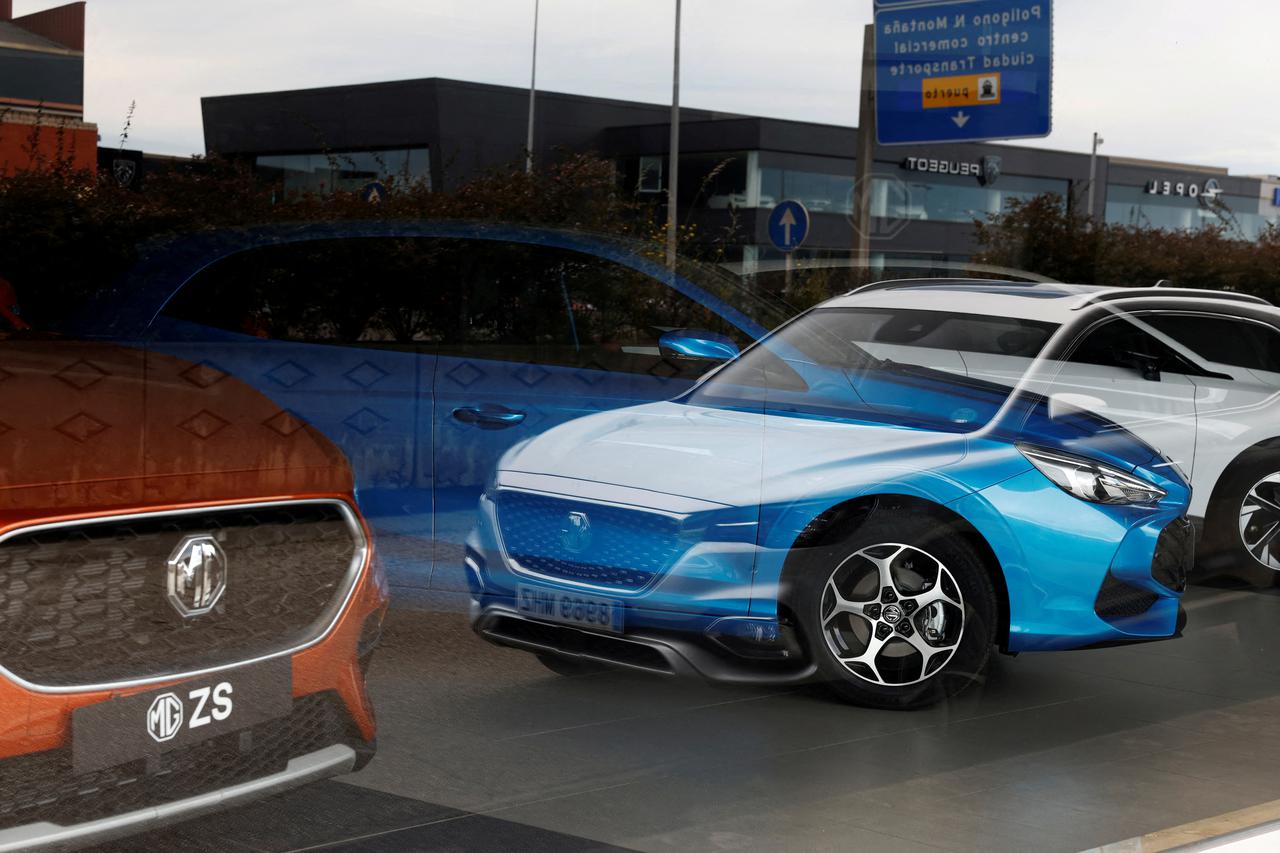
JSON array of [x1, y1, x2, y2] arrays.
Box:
[[882, 604, 904, 625], [147, 692, 183, 742], [559, 511, 593, 555], [166, 534, 227, 618]]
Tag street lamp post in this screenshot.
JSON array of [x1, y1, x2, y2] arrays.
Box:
[[525, 0, 540, 174], [665, 0, 682, 271], [1087, 131, 1104, 222]]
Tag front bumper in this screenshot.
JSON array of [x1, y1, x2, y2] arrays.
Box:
[[0, 500, 387, 850], [0, 744, 357, 853], [471, 599, 816, 686]]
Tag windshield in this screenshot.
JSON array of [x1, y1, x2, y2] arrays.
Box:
[[689, 306, 1060, 432]]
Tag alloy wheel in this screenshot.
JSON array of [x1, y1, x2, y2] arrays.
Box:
[[1239, 472, 1280, 571], [820, 543, 965, 686]]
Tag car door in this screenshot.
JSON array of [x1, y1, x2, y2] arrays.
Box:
[[146, 237, 436, 590], [1042, 313, 1200, 477], [1139, 311, 1280, 511], [430, 237, 759, 592]]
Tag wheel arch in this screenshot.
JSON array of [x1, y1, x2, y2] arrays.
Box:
[[775, 493, 1012, 653], [1204, 437, 1280, 519]]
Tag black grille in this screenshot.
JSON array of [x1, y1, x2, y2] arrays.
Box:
[[0, 502, 360, 686], [1094, 572, 1159, 620], [497, 491, 685, 591], [0, 691, 358, 831], [1152, 518, 1194, 592]]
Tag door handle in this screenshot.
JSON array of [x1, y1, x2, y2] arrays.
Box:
[[452, 406, 526, 429]]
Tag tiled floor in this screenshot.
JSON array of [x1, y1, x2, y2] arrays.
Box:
[[105, 582, 1280, 852]]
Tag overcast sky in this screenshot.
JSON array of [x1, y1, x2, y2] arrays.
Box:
[[20, 0, 1278, 176]]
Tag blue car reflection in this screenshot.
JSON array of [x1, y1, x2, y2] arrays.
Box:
[[466, 298, 1195, 708], [70, 222, 789, 599]]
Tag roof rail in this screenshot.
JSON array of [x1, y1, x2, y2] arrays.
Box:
[[1072, 287, 1272, 310], [847, 277, 1044, 296]]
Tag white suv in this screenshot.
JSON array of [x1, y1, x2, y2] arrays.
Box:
[[841, 279, 1280, 585]]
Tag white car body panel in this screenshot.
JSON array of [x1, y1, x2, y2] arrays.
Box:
[[841, 284, 1280, 519]]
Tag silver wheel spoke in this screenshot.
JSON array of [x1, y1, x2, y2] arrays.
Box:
[[902, 626, 958, 673], [1245, 487, 1280, 517], [823, 578, 867, 623], [1247, 521, 1280, 560], [1239, 473, 1280, 571], [843, 632, 888, 684], [914, 581, 962, 612], [864, 546, 904, 594]]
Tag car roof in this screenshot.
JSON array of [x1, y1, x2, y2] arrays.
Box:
[[825, 278, 1272, 324]]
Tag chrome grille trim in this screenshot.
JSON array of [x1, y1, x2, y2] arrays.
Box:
[[0, 499, 368, 695]]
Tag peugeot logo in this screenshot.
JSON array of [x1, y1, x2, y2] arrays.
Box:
[[147, 692, 183, 742], [166, 534, 227, 618], [559, 511, 593, 555]]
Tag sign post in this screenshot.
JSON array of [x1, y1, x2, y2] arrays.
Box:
[[872, 0, 1053, 146], [768, 200, 811, 293]]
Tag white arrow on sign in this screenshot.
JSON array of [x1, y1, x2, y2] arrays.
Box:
[[779, 207, 797, 245], [952, 111, 970, 128]]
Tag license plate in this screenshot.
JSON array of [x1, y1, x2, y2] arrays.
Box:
[[517, 584, 624, 633], [72, 658, 293, 776]]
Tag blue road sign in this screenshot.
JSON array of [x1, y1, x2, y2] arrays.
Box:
[[873, 0, 1052, 145], [767, 200, 810, 253], [362, 181, 389, 204]]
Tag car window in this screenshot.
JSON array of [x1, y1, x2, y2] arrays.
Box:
[[440, 240, 752, 375], [846, 307, 1057, 357], [1065, 315, 1192, 374], [160, 238, 441, 348], [1143, 313, 1280, 373]]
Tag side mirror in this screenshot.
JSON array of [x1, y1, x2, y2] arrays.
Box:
[[658, 329, 740, 363], [1114, 349, 1161, 382]]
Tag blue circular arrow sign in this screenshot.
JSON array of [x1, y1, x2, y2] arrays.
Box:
[[767, 200, 810, 253], [361, 181, 389, 204]]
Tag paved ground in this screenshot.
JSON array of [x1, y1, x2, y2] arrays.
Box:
[[101, 582, 1280, 852]]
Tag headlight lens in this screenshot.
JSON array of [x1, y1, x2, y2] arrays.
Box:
[[1018, 445, 1167, 505]]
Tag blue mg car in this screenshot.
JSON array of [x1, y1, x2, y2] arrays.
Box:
[[467, 282, 1196, 709]]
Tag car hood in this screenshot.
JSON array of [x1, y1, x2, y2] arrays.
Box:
[[498, 400, 992, 507], [0, 338, 353, 521]]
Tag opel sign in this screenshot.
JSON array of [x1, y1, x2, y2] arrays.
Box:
[[1144, 177, 1223, 201], [166, 534, 228, 618]]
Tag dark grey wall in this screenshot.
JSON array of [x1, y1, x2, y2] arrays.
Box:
[[0, 47, 83, 109], [203, 78, 732, 191]]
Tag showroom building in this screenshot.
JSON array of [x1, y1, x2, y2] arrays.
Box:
[[0, 0, 96, 176], [201, 77, 1280, 271]]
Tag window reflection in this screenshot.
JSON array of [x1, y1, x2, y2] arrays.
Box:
[[1105, 185, 1273, 239], [255, 148, 431, 195]]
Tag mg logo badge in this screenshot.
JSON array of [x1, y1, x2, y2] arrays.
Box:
[[166, 534, 227, 618], [559, 511, 593, 555], [147, 692, 184, 742]]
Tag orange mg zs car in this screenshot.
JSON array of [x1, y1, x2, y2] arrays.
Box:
[[0, 335, 386, 850]]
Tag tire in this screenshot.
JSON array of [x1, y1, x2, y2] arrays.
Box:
[[535, 653, 606, 677], [1202, 450, 1280, 589], [789, 502, 998, 710]]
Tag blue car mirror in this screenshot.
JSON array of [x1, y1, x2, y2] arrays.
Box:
[[657, 329, 740, 363]]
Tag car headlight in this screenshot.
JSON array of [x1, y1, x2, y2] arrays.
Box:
[[1018, 445, 1167, 506]]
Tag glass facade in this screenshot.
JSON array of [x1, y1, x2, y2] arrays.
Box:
[[881, 171, 1069, 223], [1104, 184, 1277, 239], [256, 148, 431, 195], [759, 166, 854, 214], [756, 162, 1067, 223]]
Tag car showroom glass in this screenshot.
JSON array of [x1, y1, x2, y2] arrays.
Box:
[[2, 0, 1280, 851]]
